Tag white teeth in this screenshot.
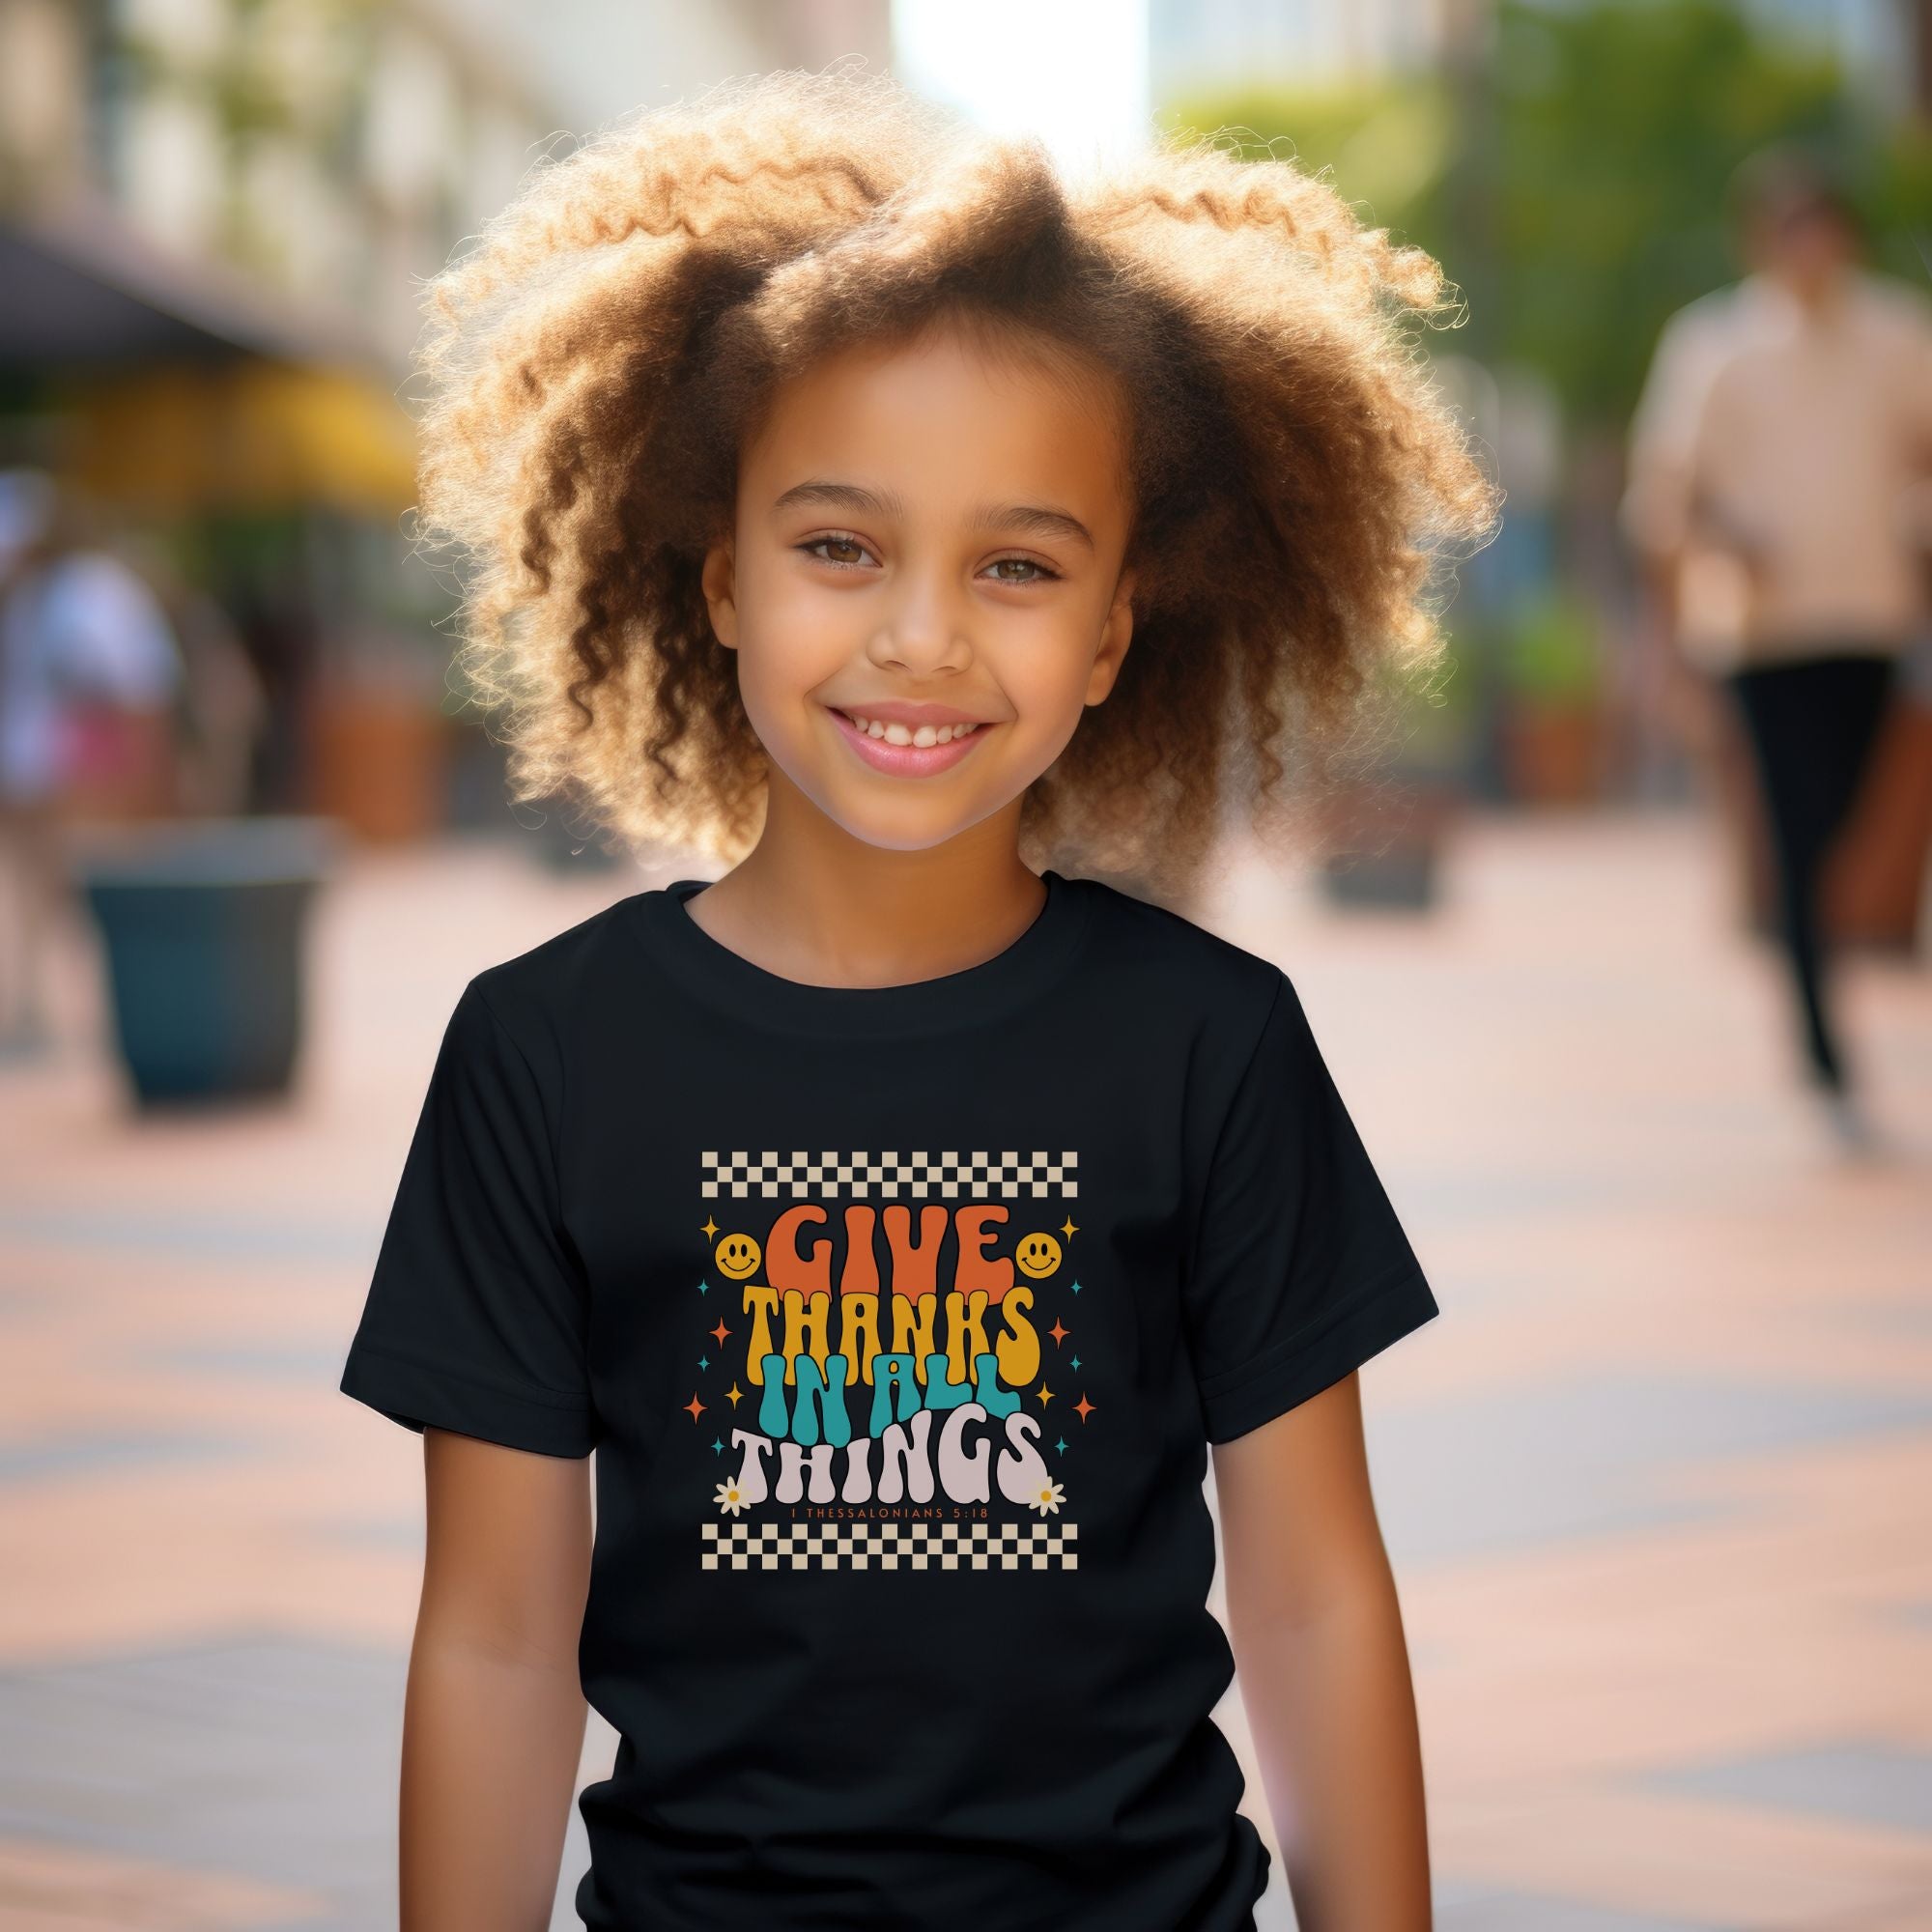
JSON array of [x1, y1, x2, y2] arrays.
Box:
[[844, 711, 980, 746]]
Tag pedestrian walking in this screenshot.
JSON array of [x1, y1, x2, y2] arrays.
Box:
[[0, 474, 184, 1053], [1624, 146, 1932, 1151]]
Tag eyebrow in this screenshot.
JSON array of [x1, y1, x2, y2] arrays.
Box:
[[770, 479, 1095, 554]]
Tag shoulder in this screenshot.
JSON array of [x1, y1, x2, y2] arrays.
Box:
[[1634, 284, 1754, 426], [1662, 281, 1749, 340], [462, 890, 650, 1057], [1849, 270, 1932, 346], [1069, 874, 1289, 1051], [1650, 282, 1754, 367]]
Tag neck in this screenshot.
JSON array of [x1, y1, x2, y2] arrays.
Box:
[[1772, 268, 1848, 319], [687, 781, 1045, 990]]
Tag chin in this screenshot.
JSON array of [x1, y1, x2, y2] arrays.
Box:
[[827, 807, 974, 855]]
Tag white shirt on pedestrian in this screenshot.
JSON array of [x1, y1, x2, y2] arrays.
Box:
[[1623, 269, 1932, 671]]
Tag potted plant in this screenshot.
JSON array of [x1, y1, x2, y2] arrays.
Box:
[[308, 640, 452, 845], [1319, 648, 1480, 911], [70, 814, 341, 1107], [1494, 590, 1605, 805]]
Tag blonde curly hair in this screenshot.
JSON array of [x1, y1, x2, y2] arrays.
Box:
[[410, 65, 1497, 899]]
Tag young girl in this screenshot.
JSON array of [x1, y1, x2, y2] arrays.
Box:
[[340, 67, 1495, 1932]]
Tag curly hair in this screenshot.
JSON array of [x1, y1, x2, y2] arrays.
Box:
[[409, 64, 1498, 900]]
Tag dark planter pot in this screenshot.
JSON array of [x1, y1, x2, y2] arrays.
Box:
[[1321, 838, 1440, 909], [1318, 775, 1461, 911], [1497, 699, 1604, 805], [71, 815, 341, 1107]]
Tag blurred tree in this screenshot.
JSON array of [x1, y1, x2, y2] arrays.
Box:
[[1161, 0, 1922, 435], [1495, 0, 1844, 429]]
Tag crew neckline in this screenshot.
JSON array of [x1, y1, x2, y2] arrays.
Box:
[[629, 867, 1094, 1038]]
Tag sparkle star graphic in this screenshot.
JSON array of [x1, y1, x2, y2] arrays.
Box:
[[701, 1216, 718, 1239], [1074, 1393, 1096, 1423], [697, 1354, 709, 1372], [1069, 1279, 1082, 1294], [1048, 1318, 1069, 1347], [683, 1394, 706, 1423], [1037, 1383, 1055, 1406], [1070, 1354, 1081, 1372], [709, 1318, 730, 1348], [725, 1382, 746, 1407], [1054, 1436, 1068, 1455], [710, 1436, 724, 1454], [1060, 1215, 1078, 1240], [696, 1279, 709, 1295]]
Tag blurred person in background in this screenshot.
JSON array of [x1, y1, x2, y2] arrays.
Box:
[[0, 472, 185, 1055], [118, 528, 268, 821], [1623, 145, 1932, 1152]]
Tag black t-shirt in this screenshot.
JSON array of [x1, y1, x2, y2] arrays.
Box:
[[339, 867, 1439, 1930]]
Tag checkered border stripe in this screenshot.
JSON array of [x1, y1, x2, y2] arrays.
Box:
[[700, 1151, 1077, 1199], [701, 1520, 1079, 1568]]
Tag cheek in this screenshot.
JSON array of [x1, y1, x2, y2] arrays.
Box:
[[989, 612, 1105, 725], [731, 571, 849, 708]]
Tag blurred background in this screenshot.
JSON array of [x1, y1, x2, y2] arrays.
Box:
[[2, 2, 1929, 1927]]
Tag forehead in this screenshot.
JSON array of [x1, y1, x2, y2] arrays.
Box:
[[744, 322, 1129, 520]]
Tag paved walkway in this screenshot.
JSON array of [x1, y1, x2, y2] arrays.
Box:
[[1, 808, 1927, 1930]]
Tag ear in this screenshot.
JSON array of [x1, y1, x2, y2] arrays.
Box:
[[1085, 564, 1137, 707], [700, 536, 740, 651]]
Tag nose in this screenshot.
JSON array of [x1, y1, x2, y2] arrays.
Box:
[[867, 564, 970, 676]]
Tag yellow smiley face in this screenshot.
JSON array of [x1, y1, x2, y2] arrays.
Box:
[[1015, 1232, 1063, 1279], [715, 1232, 761, 1280]]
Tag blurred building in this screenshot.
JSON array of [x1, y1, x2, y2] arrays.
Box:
[[1150, 0, 1469, 90], [0, 0, 889, 837], [0, 0, 892, 373], [1150, 0, 1917, 99], [444, 0, 895, 133], [1, 0, 553, 374]]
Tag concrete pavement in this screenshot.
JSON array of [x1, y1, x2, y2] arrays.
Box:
[[1, 807, 1928, 1929]]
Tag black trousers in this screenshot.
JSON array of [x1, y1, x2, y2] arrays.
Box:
[[1722, 650, 1897, 1093]]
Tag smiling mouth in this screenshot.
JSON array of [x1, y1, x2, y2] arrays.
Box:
[[834, 707, 987, 747], [824, 705, 996, 778]]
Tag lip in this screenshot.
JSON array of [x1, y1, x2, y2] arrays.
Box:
[[825, 703, 994, 778], [834, 698, 989, 728]]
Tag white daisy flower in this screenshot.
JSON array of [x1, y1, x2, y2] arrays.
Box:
[[714, 1480, 749, 1516], [1031, 1481, 1065, 1516]]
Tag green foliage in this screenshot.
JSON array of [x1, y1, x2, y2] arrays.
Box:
[[1159, 76, 1458, 280], [1497, 589, 1601, 703], [1493, 0, 1850, 427], [1160, 0, 1923, 434], [1859, 118, 1932, 289]]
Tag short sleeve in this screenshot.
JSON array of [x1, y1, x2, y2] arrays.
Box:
[[339, 980, 597, 1458], [1182, 973, 1438, 1445]]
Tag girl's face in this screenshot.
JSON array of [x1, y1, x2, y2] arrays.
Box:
[[701, 319, 1138, 855]]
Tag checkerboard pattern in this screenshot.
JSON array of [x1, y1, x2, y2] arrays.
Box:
[[700, 1519, 1079, 1568], [699, 1151, 1078, 1199]]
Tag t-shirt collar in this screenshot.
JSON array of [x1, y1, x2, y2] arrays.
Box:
[[628, 866, 1094, 1038]]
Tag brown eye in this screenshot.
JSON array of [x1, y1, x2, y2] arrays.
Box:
[[800, 535, 873, 569], [987, 556, 1059, 584]]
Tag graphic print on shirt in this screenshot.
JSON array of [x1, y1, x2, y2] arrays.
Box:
[[688, 1151, 1088, 1571]]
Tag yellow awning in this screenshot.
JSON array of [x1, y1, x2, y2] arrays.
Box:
[[64, 359, 419, 517]]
